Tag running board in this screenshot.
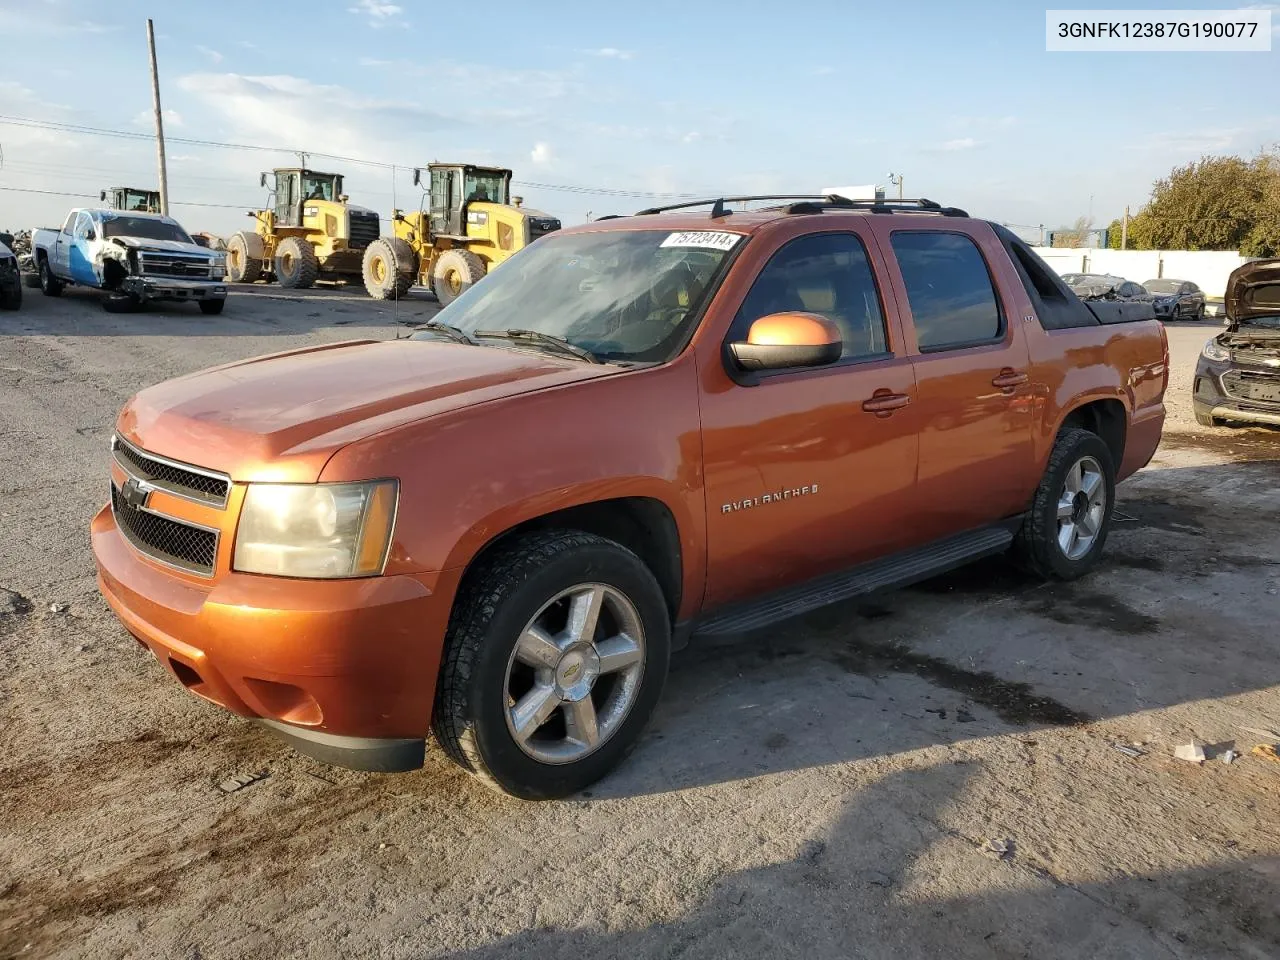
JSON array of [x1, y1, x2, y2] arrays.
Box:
[[693, 525, 1015, 638]]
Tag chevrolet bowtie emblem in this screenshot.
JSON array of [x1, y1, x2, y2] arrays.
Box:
[[120, 476, 154, 509]]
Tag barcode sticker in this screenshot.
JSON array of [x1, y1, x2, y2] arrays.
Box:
[[660, 231, 743, 251]]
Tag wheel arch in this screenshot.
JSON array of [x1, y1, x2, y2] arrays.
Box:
[[1053, 396, 1127, 470], [448, 494, 687, 625]]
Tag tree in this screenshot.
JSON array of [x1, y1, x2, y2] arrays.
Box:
[[1130, 148, 1280, 255], [1051, 215, 1094, 248]]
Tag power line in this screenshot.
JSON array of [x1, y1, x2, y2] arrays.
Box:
[[0, 114, 702, 199]]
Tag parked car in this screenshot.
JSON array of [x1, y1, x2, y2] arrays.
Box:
[[0, 233, 21, 310], [1063, 273, 1152, 302], [31, 208, 228, 313], [1193, 258, 1280, 427], [1142, 278, 1206, 321], [1204, 296, 1226, 320], [91, 196, 1168, 799]]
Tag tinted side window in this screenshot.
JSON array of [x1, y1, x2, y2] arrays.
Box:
[[890, 231, 1002, 351], [732, 232, 888, 361]]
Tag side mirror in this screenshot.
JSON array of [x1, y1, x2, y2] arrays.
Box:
[[99, 190, 107, 202], [86, 229, 96, 241], [260, 172, 269, 188], [339, 194, 349, 203], [412, 168, 422, 186], [727, 312, 842, 372]]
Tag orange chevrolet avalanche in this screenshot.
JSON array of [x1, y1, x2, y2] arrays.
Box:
[[92, 196, 1168, 799]]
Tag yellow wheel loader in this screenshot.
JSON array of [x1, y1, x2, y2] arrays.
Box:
[[225, 168, 380, 289], [361, 163, 560, 304]]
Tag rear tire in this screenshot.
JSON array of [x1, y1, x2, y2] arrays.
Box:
[[1014, 427, 1116, 581], [433, 530, 671, 800], [226, 232, 266, 284], [432, 249, 486, 306], [362, 237, 417, 300], [274, 237, 319, 289], [38, 260, 63, 297], [199, 299, 226, 315]]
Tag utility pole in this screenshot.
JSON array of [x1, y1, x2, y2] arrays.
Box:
[[887, 171, 904, 200], [146, 19, 169, 216], [1121, 205, 1129, 250]]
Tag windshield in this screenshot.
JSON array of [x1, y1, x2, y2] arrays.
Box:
[[101, 215, 193, 243], [1143, 279, 1181, 294], [301, 175, 340, 201], [121, 189, 159, 212], [464, 171, 508, 204], [412, 229, 742, 363]]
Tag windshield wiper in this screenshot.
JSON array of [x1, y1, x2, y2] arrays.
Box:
[[410, 320, 474, 344], [473, 329, 600, 363]]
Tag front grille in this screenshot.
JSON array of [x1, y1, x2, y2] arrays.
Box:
[[111, 483, 218, 575], [1222, 369, 1280, 404], [113, 436, 229, 507], [348, 211, 380, 250], [137, 253, 211, 280]]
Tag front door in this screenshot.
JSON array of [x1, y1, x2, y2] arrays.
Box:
[[874, 225, 1036, 543], [68, 212, 99, 286], [275, 172, 299, 227], [700, 229, 920, 608]]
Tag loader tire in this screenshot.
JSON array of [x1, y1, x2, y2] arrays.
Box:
[[226, 232, 266, 284], [275, 237, 319, 289], [432, 249, 486, 306], [362, 237, 417, 300]]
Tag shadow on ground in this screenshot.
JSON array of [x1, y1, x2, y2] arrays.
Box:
[[439, 764, 1280, 960]]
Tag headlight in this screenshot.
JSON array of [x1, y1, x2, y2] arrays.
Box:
[[1201, 337, 1230, 362], [210, 255, 226, 280], [233, 480, 398, 578]]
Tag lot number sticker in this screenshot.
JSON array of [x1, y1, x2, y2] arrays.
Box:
[[660, 231, 742, 251]]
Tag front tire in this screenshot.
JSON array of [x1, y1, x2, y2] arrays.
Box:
[[199, 299, 226, 315], [226, 231, 266, 284], [1014, 427, 1116, 581], [274, 237, 319, 289], [434, 530, 671, 800], [362, 237, 417, 300], [0, 278, 21, 310]]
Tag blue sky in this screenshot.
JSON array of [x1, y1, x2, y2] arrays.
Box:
[[0, 0, 1274, 238]]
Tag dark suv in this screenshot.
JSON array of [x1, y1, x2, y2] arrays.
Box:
[[1194, 259, 1280, 428]]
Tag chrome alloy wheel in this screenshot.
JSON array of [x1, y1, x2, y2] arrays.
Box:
[[503, 583, 646, 764], [1057, 455, 1106, 561]]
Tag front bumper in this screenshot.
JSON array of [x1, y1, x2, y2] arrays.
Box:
[[1193, 356, 1280, 427], [122, 277, 227, 303], [91, 503, 456, 772]]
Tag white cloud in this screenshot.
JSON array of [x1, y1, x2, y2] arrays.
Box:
[[810, 65, 838, 76], [359, 57, 392, 67], [132, 109, 184, 129], [682, 131, 701, 144], [531, 142, 554, 166], [587, 47, 634, 60], [237, 40, 258, 50], [937, 137, 981, 152], [1126, 129, 1243, 154], [348, 0, 403, 27], [1244, 4, 1280, 36], [197, 45, 224, 64], [0, 8, 116, 35]]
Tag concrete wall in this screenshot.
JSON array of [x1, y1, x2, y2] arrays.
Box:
[[1029, 248, 1245, 297]]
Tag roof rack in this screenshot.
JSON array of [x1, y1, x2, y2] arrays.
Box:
[[633, 195, 968, 218]]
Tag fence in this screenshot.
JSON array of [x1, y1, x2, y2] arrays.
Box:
[[1029, 248, 1246, 298]]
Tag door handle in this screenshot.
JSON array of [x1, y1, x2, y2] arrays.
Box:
[[992, 369, 1028, 392], [862, 391, 911, 416]]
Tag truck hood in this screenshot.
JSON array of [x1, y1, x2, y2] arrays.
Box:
[[116, 339, 621, 482], [109, 236, 213, 257], [1225, 258, 1280, 325]]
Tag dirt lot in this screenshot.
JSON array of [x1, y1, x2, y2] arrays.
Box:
[[2, 285, 1278, 960]]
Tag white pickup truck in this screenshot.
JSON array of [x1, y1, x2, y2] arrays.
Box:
[[32, 208, 228, 313]]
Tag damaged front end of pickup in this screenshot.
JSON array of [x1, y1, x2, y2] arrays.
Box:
[[1193, 259, 1280, 428]]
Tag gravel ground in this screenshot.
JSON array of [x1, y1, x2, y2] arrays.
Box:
[[2, 288, 1279, 960]]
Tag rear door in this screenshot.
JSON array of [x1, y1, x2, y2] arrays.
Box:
[[52, 211, 78, 278], [871, 223, 1037, 543]]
